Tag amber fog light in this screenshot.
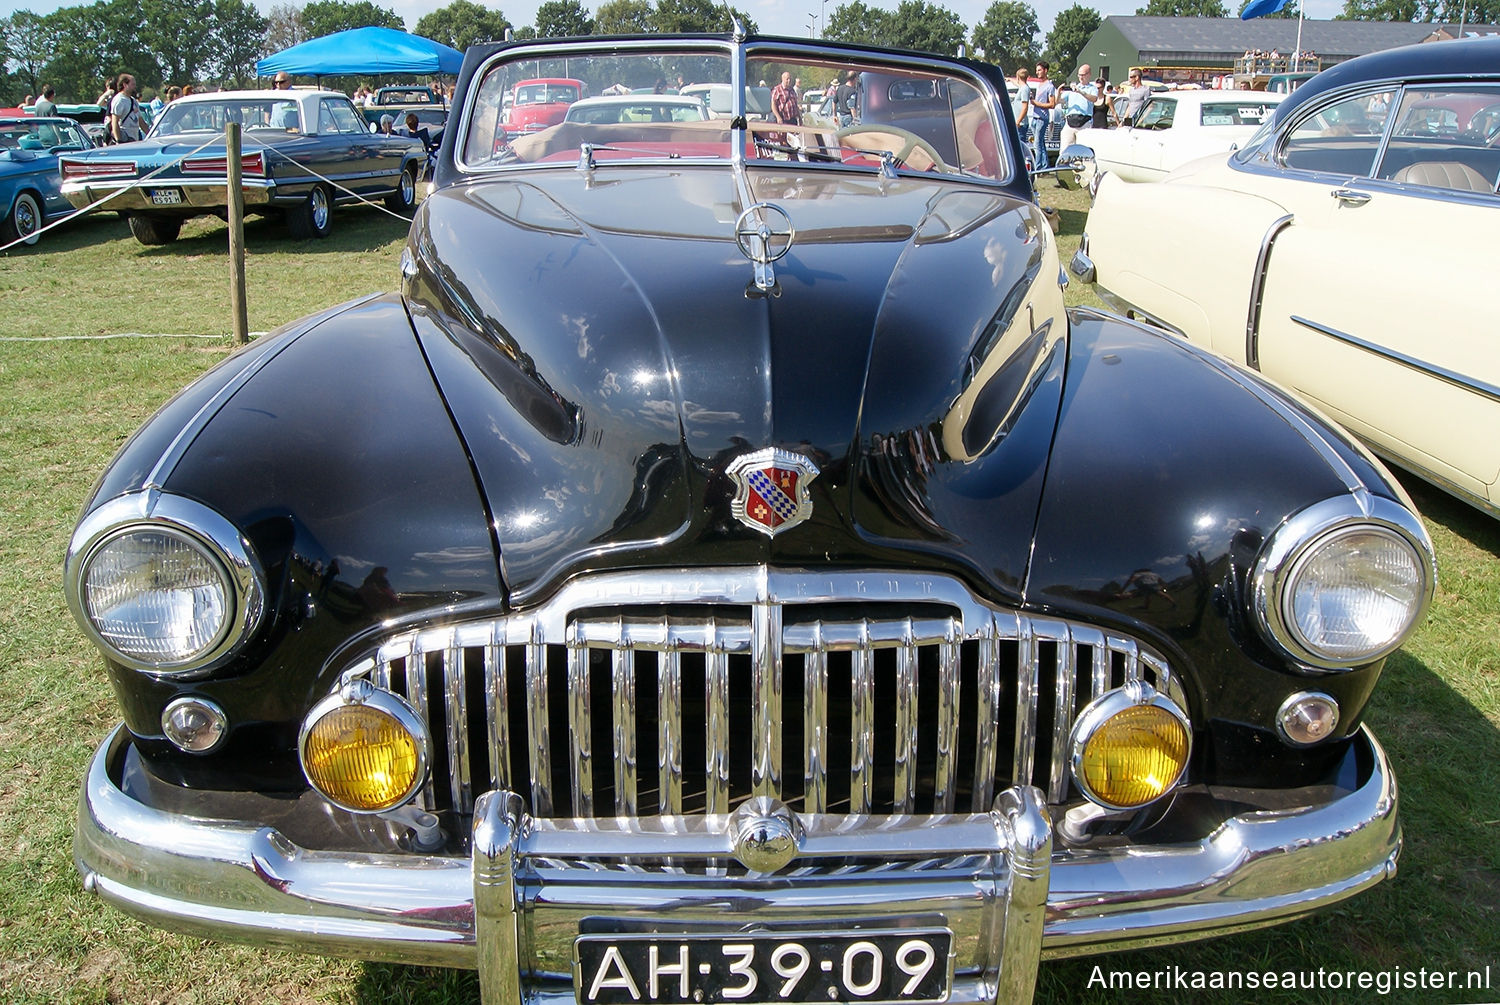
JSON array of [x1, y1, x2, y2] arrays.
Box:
[[1278, 691, 1340, 746], [1070, 682, 1191, 810], [299, 679, 428, 813]]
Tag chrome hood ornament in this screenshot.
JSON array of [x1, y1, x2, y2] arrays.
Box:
[[734, 203, 795, 293], [726, 447, 819, 537]]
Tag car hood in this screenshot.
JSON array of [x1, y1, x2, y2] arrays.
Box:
[[404, 167, 1068, 604]]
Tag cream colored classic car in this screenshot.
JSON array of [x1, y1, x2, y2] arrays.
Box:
[[1073, 36, 1500, 517], [1077, 88, 1283, 182]]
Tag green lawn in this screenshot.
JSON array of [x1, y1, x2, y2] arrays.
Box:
[[0, 189, 1494, 1003]]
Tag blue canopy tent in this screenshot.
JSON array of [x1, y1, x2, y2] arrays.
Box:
[[256, 26, 464, 79]]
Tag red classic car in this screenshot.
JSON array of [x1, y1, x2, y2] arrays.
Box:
[[504, 77, 585, 136]]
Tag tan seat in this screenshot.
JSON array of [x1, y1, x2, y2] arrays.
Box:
[[1392, 161, 1494, 192]]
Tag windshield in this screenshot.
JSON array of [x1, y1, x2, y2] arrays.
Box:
[[153, 99, 303, 136], [461, 44, 1009, 181], [0, 118, 88, 150]]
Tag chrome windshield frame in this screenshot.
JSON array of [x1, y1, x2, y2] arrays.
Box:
[[451, 35, 1016, 185]]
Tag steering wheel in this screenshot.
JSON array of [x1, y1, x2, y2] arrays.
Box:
[[835, 123, 949, 172]]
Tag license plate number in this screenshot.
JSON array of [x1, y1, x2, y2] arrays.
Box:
[[576, 929, 951, 1004], [148, 188, 182, 205]]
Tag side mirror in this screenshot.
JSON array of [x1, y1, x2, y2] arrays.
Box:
[[1054, 144, 1096, 192]]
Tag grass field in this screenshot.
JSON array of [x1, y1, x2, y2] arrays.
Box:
[[0, 188, 1495, 1003]]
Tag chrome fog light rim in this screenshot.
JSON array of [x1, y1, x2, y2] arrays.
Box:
[[298, 678, 430, 814], [64, 492, 266, 676], [1252, 495, 1435, 671], [1069, 681, 1192, 811]]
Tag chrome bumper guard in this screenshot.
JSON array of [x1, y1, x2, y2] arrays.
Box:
[[77, 725, 1399, 1004]]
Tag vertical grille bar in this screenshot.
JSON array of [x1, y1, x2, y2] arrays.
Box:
[[804, 623, 827, 815], [527, 625, 553, 817], [1092, 637, 1110, 699], [1043, 622, 1075, 805], [1119, 636, 1141, 683], [972, 615, 1000, 812], [850, 620, 873, 815], [660, 647, 682, 814], [894, 618, 918, 814], [613, 643, 638, 815], [751, 601, 783, 799], [374, 649, 392, 690], [407, 635, 434, 812], [443, 630, 471, 813], [566, 625, 593, 817], [485, 624, 509, 793], [706, 616, 730, 815], [1013, 618, 1039, 791], [933, 618, 960, 814]]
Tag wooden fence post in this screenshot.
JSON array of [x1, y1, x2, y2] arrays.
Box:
[[226, 122, 249, 345]]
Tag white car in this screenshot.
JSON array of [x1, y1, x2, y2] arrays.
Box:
[[1073, 36, 1500, 517], [562, 93, 710, 125], [1079, 89, 1283, 182]]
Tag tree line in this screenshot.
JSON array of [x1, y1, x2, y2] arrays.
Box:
[[4, 0, 1490, 106]]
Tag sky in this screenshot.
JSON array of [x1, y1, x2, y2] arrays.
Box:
[[0, 0, 1351, 49]]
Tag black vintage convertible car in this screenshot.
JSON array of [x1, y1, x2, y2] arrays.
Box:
[[68, 33, 1434, 1004]]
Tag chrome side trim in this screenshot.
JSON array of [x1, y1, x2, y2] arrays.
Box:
[[1245, 213, 1295, 369], [1291, 314, 1500, 404]]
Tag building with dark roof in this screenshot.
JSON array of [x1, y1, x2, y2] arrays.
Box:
[[1078, 16, 1500, 88]]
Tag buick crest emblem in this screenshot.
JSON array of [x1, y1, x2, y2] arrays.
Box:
[[727, 447, 819, 537]]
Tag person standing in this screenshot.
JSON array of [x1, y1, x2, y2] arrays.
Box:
[[111, 74, 143, 144], [1011, 67, 1031, 147], [273, 71, 292, 90], [1121, 68, 1151, 126], [1059, 63, 1103, 151], [834, 70, 858, 128], [772, 71, 801, 127], [33, 85, 57, 117], [1028, 62, 1057, 171]]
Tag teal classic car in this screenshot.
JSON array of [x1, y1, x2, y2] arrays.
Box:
[[0, 116, 93, 246], [59, 88, 425, 245]]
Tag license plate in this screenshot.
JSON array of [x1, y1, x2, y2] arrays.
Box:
[[148, 188, 182, 205], [576, 929, 951, 1004]]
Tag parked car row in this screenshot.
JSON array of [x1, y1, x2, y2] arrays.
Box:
[[67, 31, 1436, 1005], [56, 88, 425, 245], [1071, 34, 1500, 519]]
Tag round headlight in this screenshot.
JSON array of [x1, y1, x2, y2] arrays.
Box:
[[1070, 683, 1191, 811], [1254, 497, 1434, 669], [300, 681, 428, 813], [66, 494, 265, 675], [82, 527, 232, 665]]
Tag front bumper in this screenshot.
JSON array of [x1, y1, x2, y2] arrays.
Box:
[[77, 725, 1400, 1003], [61, 177, 282, 213]]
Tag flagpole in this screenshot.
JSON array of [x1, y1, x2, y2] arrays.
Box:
[[1293, 8, 1304, 71]]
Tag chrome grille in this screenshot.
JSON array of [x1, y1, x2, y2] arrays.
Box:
[[351, 571, 1181, 820]]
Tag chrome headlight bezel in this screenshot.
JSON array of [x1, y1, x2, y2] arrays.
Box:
[[64, 492, 266, 676], [1252, 495, 1435, 671]]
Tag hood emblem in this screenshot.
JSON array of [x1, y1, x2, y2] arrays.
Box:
[[727, 447, 819, 537]]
